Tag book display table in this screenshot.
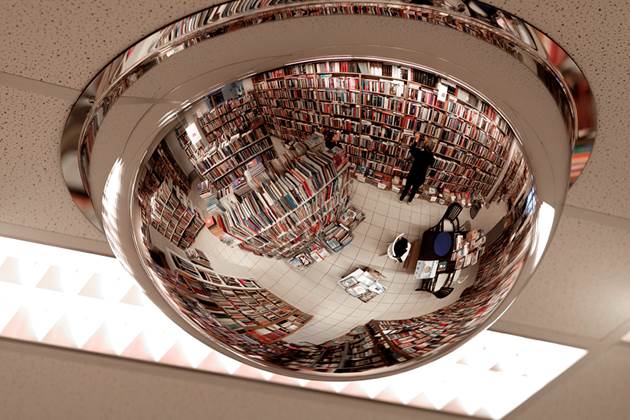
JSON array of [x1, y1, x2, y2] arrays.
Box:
[[339, 267, 386, 303]]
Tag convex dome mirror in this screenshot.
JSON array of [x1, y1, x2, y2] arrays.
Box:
[[61, 0, 595, 380]]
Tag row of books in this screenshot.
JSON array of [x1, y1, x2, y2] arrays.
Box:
[[197, 95, 255, 127], [361, 107, 403, 127], [340, 143, 411, 172], [200, 137, 273, 178], [200, 108, 259, 138], [257, 68, 510, 141], [412, 121, 505, 165], [258, 97, 507, 168], [162, 251, 313, 343], [426, 169, 493, 196], [362, 93, 406, 113], [212, 149, 353, 259], [256, 85, 509, 154], [432, 156, 496, 184], [262, 60, 436, 87], [405, 101, 510, 148], [258, 84, 362, 104], [202, 127, 269, 163], [361, 78, 405, 97], [258, 97, 494, 158], [207, 148, 277, 190], [342, 134, 411, 159], [348, 155, 406, 176], [150, 180, 204, 249], [257, 75, 361, 91], [268, 117, 314, 136]]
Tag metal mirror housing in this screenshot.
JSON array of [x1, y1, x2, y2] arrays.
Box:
[[61, 0, 596, 380]]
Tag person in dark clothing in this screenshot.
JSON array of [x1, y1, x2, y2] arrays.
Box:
[[325, 129, 341, 150], [400, 133, 435, 203]]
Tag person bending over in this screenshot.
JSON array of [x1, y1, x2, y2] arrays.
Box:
[[399, 133, 435, 203]]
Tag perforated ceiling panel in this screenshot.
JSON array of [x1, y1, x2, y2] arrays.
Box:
[[500, 0, 630, 219]]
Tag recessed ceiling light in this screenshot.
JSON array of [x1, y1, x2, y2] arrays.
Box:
[[0, 236, 585, 418]]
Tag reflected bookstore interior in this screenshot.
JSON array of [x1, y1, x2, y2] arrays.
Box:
[[133, 58, 535, 375]]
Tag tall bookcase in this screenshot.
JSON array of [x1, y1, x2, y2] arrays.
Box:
[[214, 149, 352, 260], [164, 250, 313, 344], [175, 95, 278, 190], [138, 143, 191, 231], [150, 180, 205, 249], [253, 59, 516, 203]]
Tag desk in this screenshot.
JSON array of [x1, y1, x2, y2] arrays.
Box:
[[414, 260, 457, 293], [403, 239, 421, 274]]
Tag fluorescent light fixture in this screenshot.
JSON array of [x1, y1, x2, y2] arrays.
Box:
[[0, 236, 585, 419], [622, 331, 630, 343]]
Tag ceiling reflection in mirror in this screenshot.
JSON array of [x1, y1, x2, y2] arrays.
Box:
[[135, 58, 535, 377]]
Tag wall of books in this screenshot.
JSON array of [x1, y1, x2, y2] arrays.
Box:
[[149, 180, 204, 249], [175, 95, 278, 192], [209, 147, 356, 265], [162, 249, 313, 344], [138, 143, 193, 239], [252, 59, 517, 205]]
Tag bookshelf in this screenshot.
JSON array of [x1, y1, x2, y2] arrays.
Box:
[[138, 143, 191, 228], [175, 94, 279, 190], [253, 59, 517, 204], [213, 149, 353, 260], [165, 250, 312, 344], [150, 180, 204, 249]]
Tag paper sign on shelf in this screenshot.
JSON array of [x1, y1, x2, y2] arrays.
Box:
[[185, 122, 203, 146]]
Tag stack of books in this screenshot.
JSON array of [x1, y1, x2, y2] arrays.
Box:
[[322, 224, 352, 252], [338, 205, 365, 229], [213, 149, 352, 259]]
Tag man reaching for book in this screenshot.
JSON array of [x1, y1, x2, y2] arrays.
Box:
[[399, 132, 435, 203]]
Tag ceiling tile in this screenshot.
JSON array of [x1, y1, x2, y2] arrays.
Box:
[[0, 86, 102, 240], [496, 1, 630, 218], [500, 212, 630, 340], [0, 1, 220, 89]]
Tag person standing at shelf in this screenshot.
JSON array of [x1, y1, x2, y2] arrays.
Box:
[[399, 132, 435, 203], [325, 129, 342, 150]]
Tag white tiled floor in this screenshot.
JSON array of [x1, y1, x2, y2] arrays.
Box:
[[188, 180, 503, 345]]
